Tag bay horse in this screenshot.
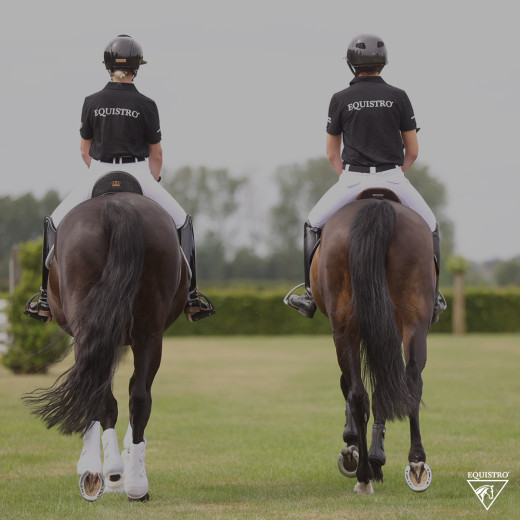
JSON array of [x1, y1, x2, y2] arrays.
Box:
[[24, 190, 188, 501], [311, 193, 434, 494]]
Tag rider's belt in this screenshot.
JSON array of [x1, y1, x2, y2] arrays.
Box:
[[345, 164, 397, 174], [100, 156, 146, 164]]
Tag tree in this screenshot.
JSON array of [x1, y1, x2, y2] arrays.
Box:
[[268, 158, 337, 255], [162, 166, 249, 281], [2, 239, 69, 374], [0, 190, 61, 290], [495, 258, 520, 286], [406, 164, 454, 261]]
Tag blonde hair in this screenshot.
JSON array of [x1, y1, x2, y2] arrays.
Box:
[[111, 69, 134, 81]]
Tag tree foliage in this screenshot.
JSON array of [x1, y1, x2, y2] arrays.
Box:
[[2, 239, 70, 374], [0, 190, 61, 290]]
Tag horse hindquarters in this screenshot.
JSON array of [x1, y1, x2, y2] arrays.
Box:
[[348, 200, 414, 422], [23, 199, 145, 435]]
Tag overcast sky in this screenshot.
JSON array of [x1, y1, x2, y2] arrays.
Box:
[[1, 0, 517, 262]]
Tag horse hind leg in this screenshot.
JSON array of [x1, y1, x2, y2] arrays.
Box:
[[124, 336, 162, 501], [338, 375, 360, 478], [404, 351, 432, 491], [368, 419, 386, 483], [77, 421, 105, 501], [97, 389, 125, 492]]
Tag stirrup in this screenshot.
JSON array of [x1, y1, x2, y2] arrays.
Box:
[[431, 292, 447, 325], [283, 283, 305, 307], [185, 291, 215, 322], [23, 292, 52, 323]]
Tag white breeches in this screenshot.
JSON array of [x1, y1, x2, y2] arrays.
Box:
[[307, 166, 437, 231], [51, 160, 187, 228]]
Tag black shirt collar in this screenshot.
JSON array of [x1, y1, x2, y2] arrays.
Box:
[[349, 76, 386, 86], [103, 82, 138, 92]]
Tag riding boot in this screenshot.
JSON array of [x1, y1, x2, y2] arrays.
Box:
[[431, 223, 447, 325], [287, 221, 321, 319], [178, 215, 215, 322], [24, 216, 56, 322]]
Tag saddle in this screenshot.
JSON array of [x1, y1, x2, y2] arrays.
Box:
[[92, 171, 143, 198], [356, 188, 401, 203]]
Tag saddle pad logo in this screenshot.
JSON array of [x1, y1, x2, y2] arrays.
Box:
[[467, 472, 509, 510]]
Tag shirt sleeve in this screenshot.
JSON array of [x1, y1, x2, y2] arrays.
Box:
[[79, 98, 93, 140], [144, 100, 162, 144], [326, 94, 342, 135], [400, 92, 417, 132]]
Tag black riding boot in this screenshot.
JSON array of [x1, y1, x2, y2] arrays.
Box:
[[178, 215, 215, 322], [432, 223, 447, 325], [24, 216, 56, 322], [286, 221, 321, 319]]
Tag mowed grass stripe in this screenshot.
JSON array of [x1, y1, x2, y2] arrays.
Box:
[[1, 334, 518, 519]]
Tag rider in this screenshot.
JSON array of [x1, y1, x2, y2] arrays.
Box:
[[24, 34, 215, 323], [286, 34, 446, 324]]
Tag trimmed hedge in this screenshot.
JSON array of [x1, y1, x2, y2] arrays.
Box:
[[166, 287, 520, 336]]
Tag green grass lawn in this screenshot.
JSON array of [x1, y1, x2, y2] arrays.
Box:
[[1, 334, 519, 519]]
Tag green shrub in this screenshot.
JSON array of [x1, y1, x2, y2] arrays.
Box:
[[168, 286, 520, 336], [1, 239, 70, 374]]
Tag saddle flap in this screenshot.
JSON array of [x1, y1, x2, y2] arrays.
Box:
[[356, 188, 401, 203], [91, 171, 143, 198]]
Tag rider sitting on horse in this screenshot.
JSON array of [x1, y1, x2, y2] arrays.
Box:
[[286, 34, 446, 324], [24, 35, 215, 323]]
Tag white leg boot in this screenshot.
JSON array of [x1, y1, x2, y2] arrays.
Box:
[[102, 428, 125, 492], [77, 421, 102, 475], [124, 441, 149, 500]]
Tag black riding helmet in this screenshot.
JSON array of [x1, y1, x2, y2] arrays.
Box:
[[346, 34, 387, 75], [103, 34, 147, 75]]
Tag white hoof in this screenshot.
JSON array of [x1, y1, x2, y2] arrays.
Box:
[[102, 428, 124, 478], [77, 421, 102, 476], [338, 446, 359, 478], [79, 470, 105, 501], [354, 481, 374, 495], [405, 462, 432, 492], [124, 441, 149, 500]]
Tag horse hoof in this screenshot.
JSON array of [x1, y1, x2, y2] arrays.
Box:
[[338, 446, 359, 478], [128, 492, 150, 502], [104, 473, 125, 493], [354, 481, 374, 495], [79, 471, 105, 501], [405, 462, 432, 492]]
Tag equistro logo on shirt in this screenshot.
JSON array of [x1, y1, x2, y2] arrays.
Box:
[[348, 100, 394, 111], [94, 108, 140, 118]]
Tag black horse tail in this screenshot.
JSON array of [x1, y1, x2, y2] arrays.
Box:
[[348, 199, 414, 421], [24, 199, 145, 435]]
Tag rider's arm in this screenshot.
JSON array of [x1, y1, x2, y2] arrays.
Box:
[[80, 138, 92, 167], [401, 129, 418, 173], [148, 142, 163, 181], [327, 133, 343, 176]]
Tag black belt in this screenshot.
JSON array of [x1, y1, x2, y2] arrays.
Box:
[[345, 164, 397, 173], [99, 156, 146, 164]]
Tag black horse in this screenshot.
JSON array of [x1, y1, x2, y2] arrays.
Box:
[[24, 191, 188, 501], [311, 195, 434, 494]]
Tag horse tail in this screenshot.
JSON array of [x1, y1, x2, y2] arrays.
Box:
[[348, 199, 414, 421], [24, 199, 145, 435]]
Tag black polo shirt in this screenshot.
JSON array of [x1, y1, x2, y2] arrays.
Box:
[[326, 76, 416, 168], [80, 82, 161, 161]]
